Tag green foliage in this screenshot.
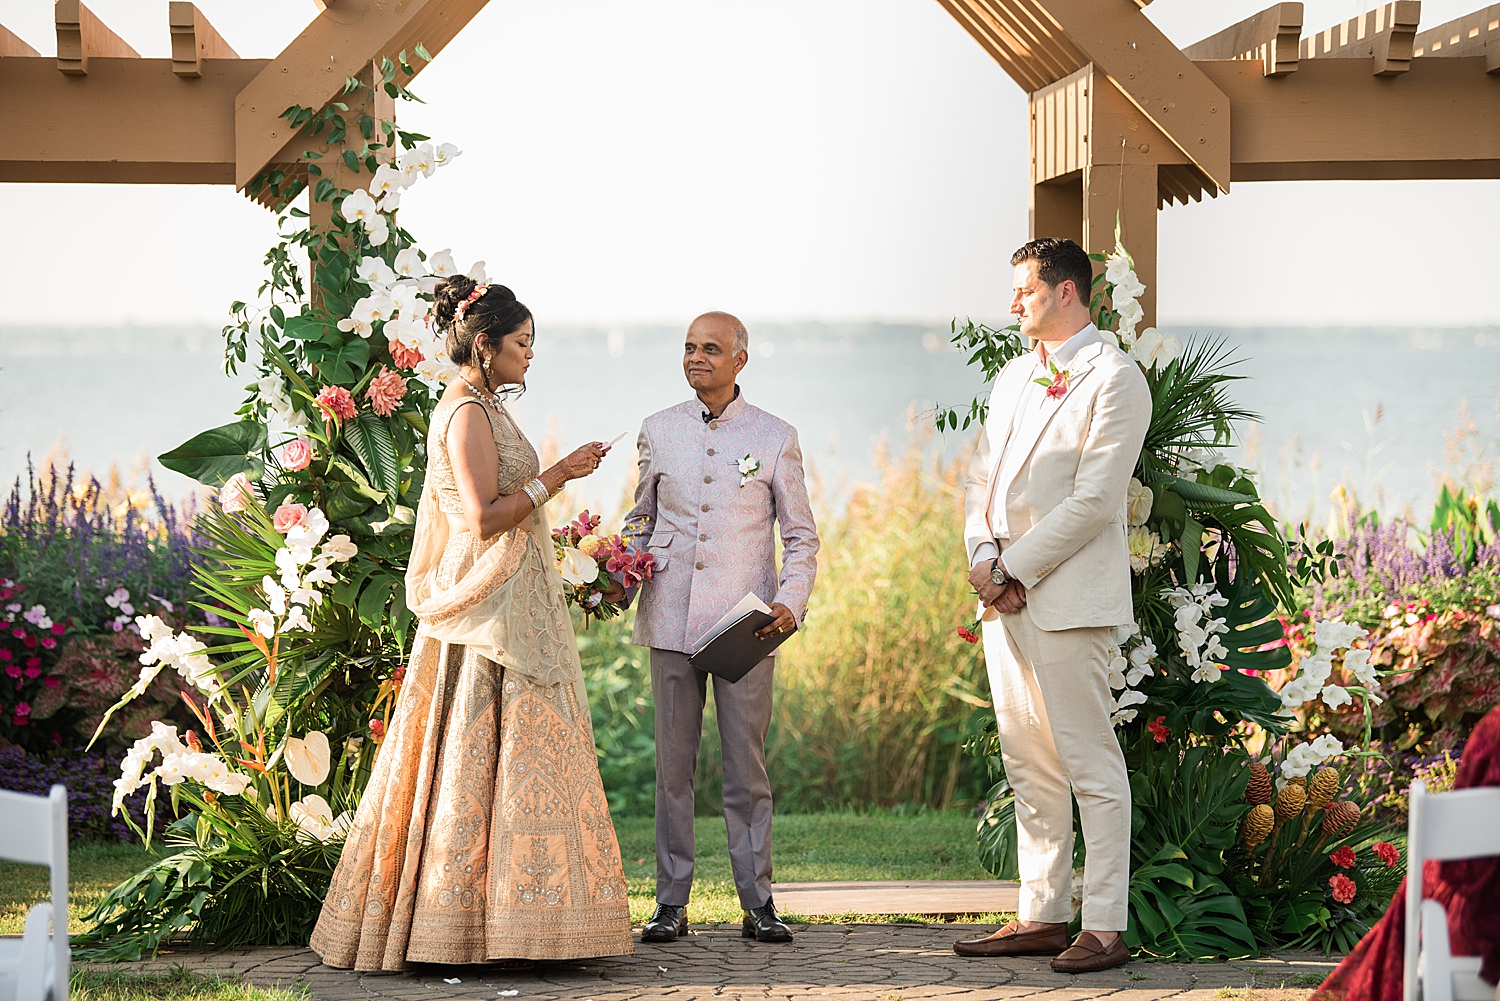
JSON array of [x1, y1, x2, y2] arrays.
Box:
[[158, 423, 269, 487], [71, 965, 310, 1001], [1126, 739, 1257, 961], [72, 802, 342, 961], [931, 318, 1026, 432]]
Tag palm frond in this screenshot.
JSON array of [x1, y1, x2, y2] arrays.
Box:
[[1140, 336, 1258, 478]]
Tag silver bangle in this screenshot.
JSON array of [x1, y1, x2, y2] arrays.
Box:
[[522, 478, 550, 509]]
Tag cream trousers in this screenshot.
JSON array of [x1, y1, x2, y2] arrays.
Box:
[[982, 603, 1131, 930]]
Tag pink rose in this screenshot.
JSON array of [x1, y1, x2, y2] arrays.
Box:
[[280, 438, 313, 471], [218, 471, 255, 513], [272, 502, 310, 533], [365, 366, 408, 417], [316, 385, 357, 422]]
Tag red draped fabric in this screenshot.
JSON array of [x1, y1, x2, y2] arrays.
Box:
[[1313, 705, 1500, 1001]]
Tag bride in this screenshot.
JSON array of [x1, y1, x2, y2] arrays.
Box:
[[309, 277, 634, 969]]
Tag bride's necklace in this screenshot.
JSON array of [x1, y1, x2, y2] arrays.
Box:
[[458, 372, 505, 413]]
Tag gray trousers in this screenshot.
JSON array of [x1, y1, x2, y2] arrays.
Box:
[[650, 647, 775, 910]]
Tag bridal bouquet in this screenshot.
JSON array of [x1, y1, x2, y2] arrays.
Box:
[[551, 511, 656, 624]]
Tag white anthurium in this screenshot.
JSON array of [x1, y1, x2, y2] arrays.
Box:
[[393, 248, 426, 278], [284, 731, 332, 786], [427, 248, 457, 277], [1131, 327, 1164, 365], [288, 794, 352, 843], [1154, 332, 1184, 369], [1126, 478, 1154, 527], [434, 142, 461, 167], [558, 547, 600, 587], [369, 163, 403, 198], [340, 188, 378, 225]]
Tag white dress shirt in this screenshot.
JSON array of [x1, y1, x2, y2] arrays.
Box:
[[972, 323, 1099, 571]]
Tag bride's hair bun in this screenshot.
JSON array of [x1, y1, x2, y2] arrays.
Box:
[[432, 276, 530, 369]]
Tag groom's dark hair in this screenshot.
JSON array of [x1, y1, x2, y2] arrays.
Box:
[[1011, 238, 1093, 307]]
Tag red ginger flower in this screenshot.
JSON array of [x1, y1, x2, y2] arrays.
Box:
[[1148, 715, 1170, 744], [316, 385, 357, 422], [1330, 846, 1357, 869], [366, 366, 407, 417], [1329, 873, 1357, 904], [389, 341, 424, 370], [1373, 841, 1399, 867]]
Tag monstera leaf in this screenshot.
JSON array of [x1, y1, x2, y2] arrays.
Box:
[[159, 421, 268, 486]]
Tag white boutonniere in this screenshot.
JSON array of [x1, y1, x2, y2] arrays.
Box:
[[737, 454, 762, 488]]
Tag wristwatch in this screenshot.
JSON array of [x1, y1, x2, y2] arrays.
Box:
[[989, 558, 1010, 586]]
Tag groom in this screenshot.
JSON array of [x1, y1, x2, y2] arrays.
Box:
[[954, 238, 1150, 972], [621, 311, 819, 945]]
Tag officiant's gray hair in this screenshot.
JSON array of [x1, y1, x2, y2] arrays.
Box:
[[698, 311, 749, 355]]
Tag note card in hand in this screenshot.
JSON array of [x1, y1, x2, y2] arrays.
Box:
[[688, 593, 796, 683]]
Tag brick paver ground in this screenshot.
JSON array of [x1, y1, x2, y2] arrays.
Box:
[[98, 923, 1339, 1001]]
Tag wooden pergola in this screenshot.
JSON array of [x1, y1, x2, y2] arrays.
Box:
[[2, 0, 1498, 326], [939, 0, 1500, 325]]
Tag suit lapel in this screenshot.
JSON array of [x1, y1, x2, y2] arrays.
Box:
[[981, 357, 1037, 534], [995, 341, 1105, 498]]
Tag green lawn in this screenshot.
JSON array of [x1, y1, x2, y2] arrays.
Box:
[[72, 967, 306, 1001], [2, 810, 1010, 937]]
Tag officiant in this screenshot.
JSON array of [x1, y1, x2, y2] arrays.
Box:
[[618, 311, 819, 945]]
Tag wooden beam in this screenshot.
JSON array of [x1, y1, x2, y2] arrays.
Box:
[[1, 23, 40, 58], [932, 0, 1089, 93], [1085, 161, 1158, 328], [0, 57, 266, 183], [1021, 0, 1233, 193], [1196, 57, 1500, 180], [1299, 1, 1421, 75], [234, 0, 491, 190], [1413, 3, 1500, 58], [55, 0, 139, 76], [1183, 2, 1303, 77], [170, 2, 239, 78], [1031, 174, 1083, 244]]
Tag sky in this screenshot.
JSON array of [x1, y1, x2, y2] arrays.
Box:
[[0, 0, 1495, 329]]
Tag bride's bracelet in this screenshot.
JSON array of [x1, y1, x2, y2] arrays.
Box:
[[521, 478, 551, 510]]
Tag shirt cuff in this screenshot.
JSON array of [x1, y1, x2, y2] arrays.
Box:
[[971, 542, 999, 568]]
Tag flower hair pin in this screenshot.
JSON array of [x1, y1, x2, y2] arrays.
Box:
[[453, 284, 489, 323]]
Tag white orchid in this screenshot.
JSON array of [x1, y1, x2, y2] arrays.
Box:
[[1110, 689, 1148, 725], [398, 143, 437, 183], [558, 547, 600, 587], [393, 248, 426, 278], [434, 142, 462, 167], [369, 163, 403, 198], [340, 188, 379, 225], [284, 731, 331, 786], [247, 608, 276, 638], [320, 535, 358, 563], [466, 259, 489, 282], [367, 215, 390, 246], [356, 256, 397, 289], [376, 188, 402, 215]]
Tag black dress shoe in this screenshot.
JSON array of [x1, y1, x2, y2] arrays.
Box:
[[741, 896, 793, 943], [641, 903, 688, 942]]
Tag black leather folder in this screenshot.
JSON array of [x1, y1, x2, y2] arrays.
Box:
[[687, 611, 795, 683]]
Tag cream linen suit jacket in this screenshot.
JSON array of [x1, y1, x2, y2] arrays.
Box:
[[623, 391, 820, 655], [964, 329, 1151, 632]]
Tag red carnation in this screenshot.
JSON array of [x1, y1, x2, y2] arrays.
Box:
[[1330, 846, 1356, 869], [957, 625, 980, 644], [1373, 841, 1399, 867], [1147, 715, 1170, 743], [1329, 873, 1357, 904]]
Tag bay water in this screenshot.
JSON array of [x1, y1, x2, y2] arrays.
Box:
[[2, 323, 1496, 524]]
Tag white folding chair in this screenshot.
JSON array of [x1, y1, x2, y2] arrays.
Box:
[[0, 784, 69, 1001], [1404, 779, 1500, 1001]]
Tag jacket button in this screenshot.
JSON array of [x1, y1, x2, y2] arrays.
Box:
[[695, 561, 705, 570], [699, 533, 707, 541], [701, 503, 710, 512], [707, 448, 715, 456], [703, 476, 712, 484], [709, 421, 718, 430]]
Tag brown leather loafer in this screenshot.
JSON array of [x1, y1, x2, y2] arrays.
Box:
[[1049, 932, 1131, 972], [953, 920, 1069, 957]]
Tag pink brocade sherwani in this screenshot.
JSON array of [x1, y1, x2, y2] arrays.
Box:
[[622, 389, 819, 909]]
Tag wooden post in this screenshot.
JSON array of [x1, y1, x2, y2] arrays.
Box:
[[1083, 162, 1158, 329]]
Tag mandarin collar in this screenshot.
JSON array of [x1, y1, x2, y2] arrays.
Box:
[[698, 384, 747, 423]]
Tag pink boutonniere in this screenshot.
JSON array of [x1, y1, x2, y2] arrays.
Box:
[[1033, 360, 1071, 400]]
